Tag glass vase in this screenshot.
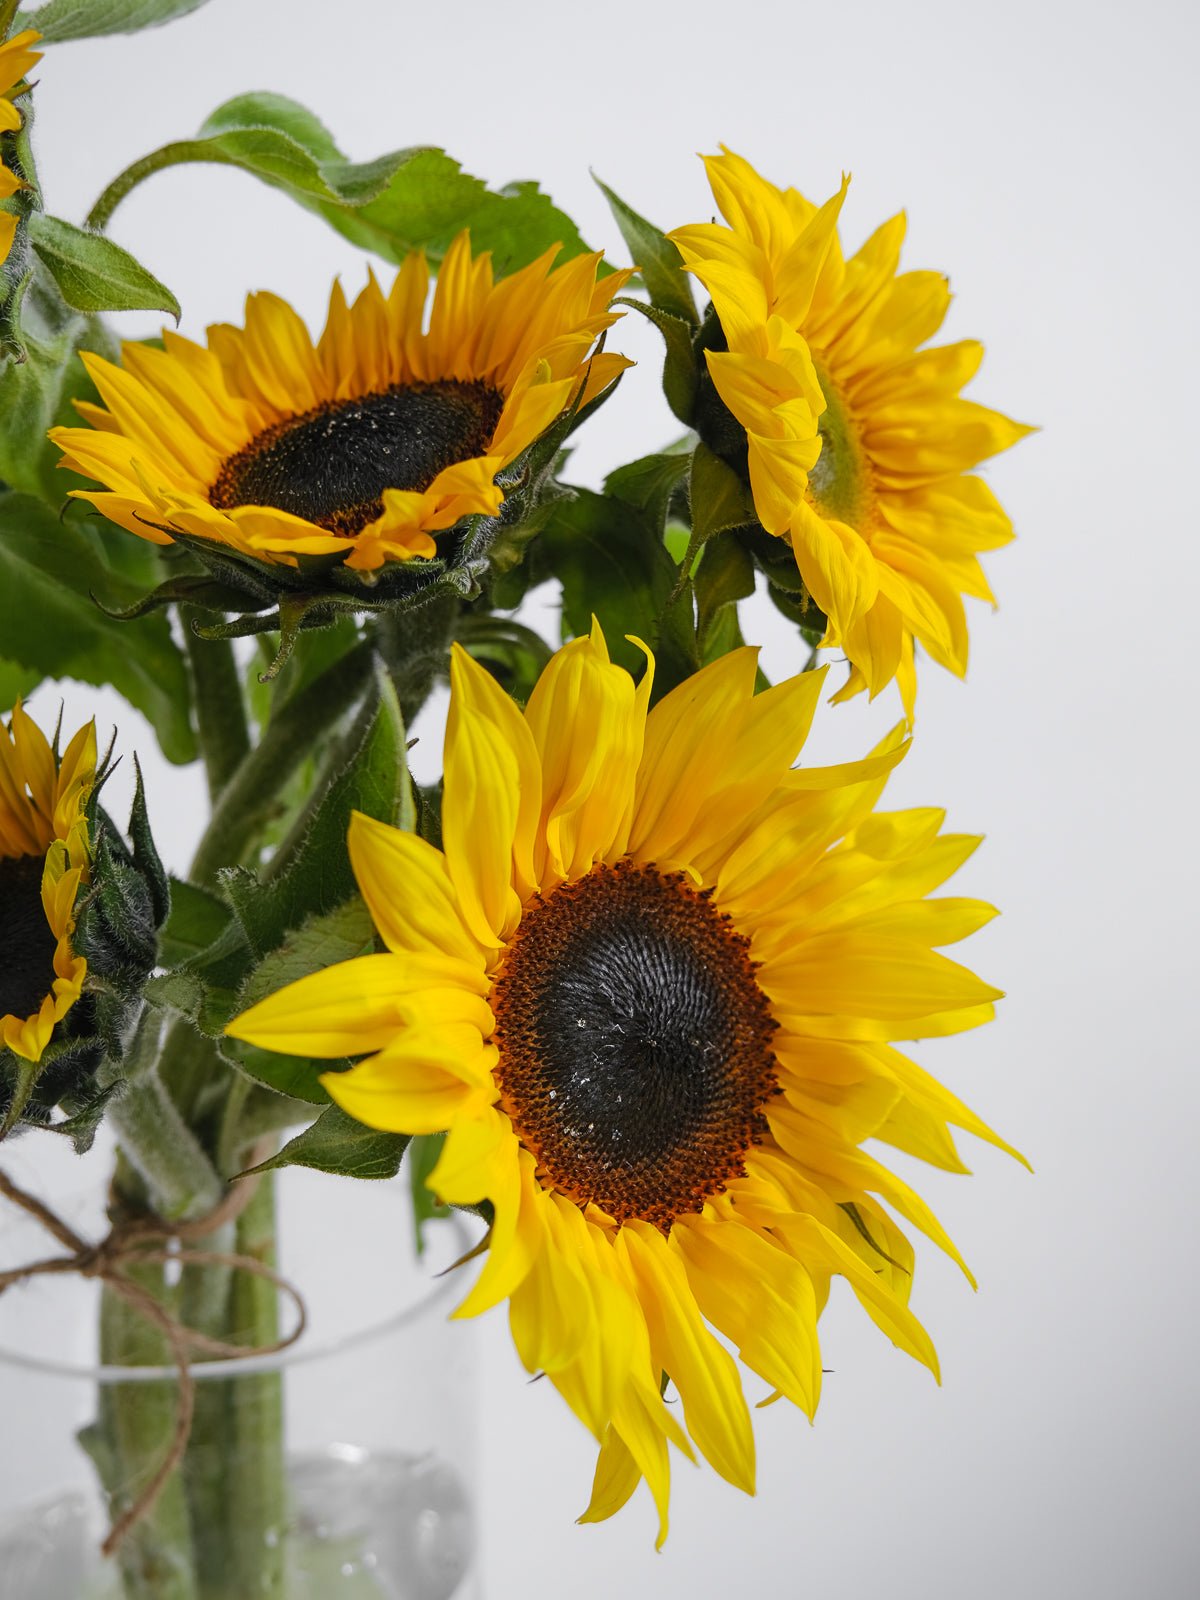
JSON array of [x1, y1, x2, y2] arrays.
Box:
[[0, 1129, 481, 1600]]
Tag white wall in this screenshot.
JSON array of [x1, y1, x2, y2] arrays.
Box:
[[15, 0, 1199, 1594]]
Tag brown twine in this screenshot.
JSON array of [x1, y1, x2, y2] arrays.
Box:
[[0, 1150, 308, 1559]]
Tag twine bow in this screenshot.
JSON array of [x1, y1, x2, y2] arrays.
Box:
[[0, 1157, 307, 1558]]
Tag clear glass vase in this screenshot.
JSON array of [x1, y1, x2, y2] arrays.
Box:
[[0, 1130, 481, 1600]]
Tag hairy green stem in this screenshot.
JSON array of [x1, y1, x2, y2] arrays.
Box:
[[110, 1070, 225, 1223], [181, 606, 250, 804], [91, 1266, 200, 1600], [189, 639, 374, 885], [85, 144, 249, 233], [376, 591, 459, 724], [222, 1173, 285, 1596], [81, 1154, 198, 1600]]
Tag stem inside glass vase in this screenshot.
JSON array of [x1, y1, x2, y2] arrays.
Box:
[[0, 1135, 480, 1600]]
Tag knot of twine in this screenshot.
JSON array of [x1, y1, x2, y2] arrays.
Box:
[[0, 1154, 307, 1559]]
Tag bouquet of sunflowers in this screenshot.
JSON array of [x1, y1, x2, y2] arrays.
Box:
[[0, 2, 1028, 1594]]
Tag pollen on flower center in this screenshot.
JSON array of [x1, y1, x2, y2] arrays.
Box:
[[209, 378, 505, 538], [0, 853, 55, 1023], [492, 860, 780, 1230]]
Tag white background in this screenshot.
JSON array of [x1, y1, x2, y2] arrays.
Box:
[[12, 0, 1200, 1594]]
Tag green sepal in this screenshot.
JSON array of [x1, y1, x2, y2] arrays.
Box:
[[605, 449, 691, 536], [74, 769, 172, 1054], [694, 534, 756, 659], [13, 0, 213, 42], [767, 580, 827, 651], [241, 1104, 410, 1183], [26, 213, 179, 320], [689, 442, 759, 547], [616, 298, 699, 425], [595, 177, 698, 326], [0, 1034, 107, 1145], [406, 1133, 451, 1254]]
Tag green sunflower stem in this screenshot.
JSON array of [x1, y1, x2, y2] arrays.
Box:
[[180, 606, 250, 804], [110, 1066, 225, 1224], [376, 591, 459, 724], [82, 1152, 199, 1600], [85, 143, 240, 233], [0, 1, 21, 41], [189, 638, 374, 885], [177, 1172, 286, 1600], [90, 1265, 200, 1600]]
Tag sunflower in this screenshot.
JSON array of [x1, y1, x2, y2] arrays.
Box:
[[50, 237, 632, 573], [228, 627, 1017, 1542], [669, 149, 1031, 718], [0, 29, 42, 270], [0, 702, 95, 1063]]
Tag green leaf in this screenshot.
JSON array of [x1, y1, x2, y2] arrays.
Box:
[[694, 534, 756, 658], [26, 214, 179, 319], [595, 178, 697, 325], [226, 668, 410, 958], [246, 1103, 410, 1182], [618, 299, 698, 426], [407, 1133, 451, 1254], [605, 450, 691, 535], [0, 270, 120, 505], [0, 657, 39, 711], [689, 442, 758, 546], [15, 0, 212, 40], [143, 969, 206, 1022], [223, 896, 375, 1107], [0, 493, 196, 762], [158, 877, 234, 966], [539, 488, 699, 693], [92, 97, 599, 277]]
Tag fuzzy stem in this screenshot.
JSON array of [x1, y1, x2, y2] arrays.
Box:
[[222, 1172, 285, 1596], [109, 1070, 225, 1224], [189, 639, 374, 885], [180, 607, 250, 804], [85, 144, 249, 233], [375, 591, 459, 724]]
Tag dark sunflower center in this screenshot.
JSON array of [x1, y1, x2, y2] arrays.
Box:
[[492, 860, 779, 1230], [0, 852, 56, 1024], [209, 379, 505, 538]]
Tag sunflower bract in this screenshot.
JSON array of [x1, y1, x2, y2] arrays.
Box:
[[669, 148, 1032, 719], [227, 623, 1020, 1543], [49, 236, 632, 573]]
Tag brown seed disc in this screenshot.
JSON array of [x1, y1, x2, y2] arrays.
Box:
[[209, 379, 504, 537], [492, 859, 779, 1231]]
